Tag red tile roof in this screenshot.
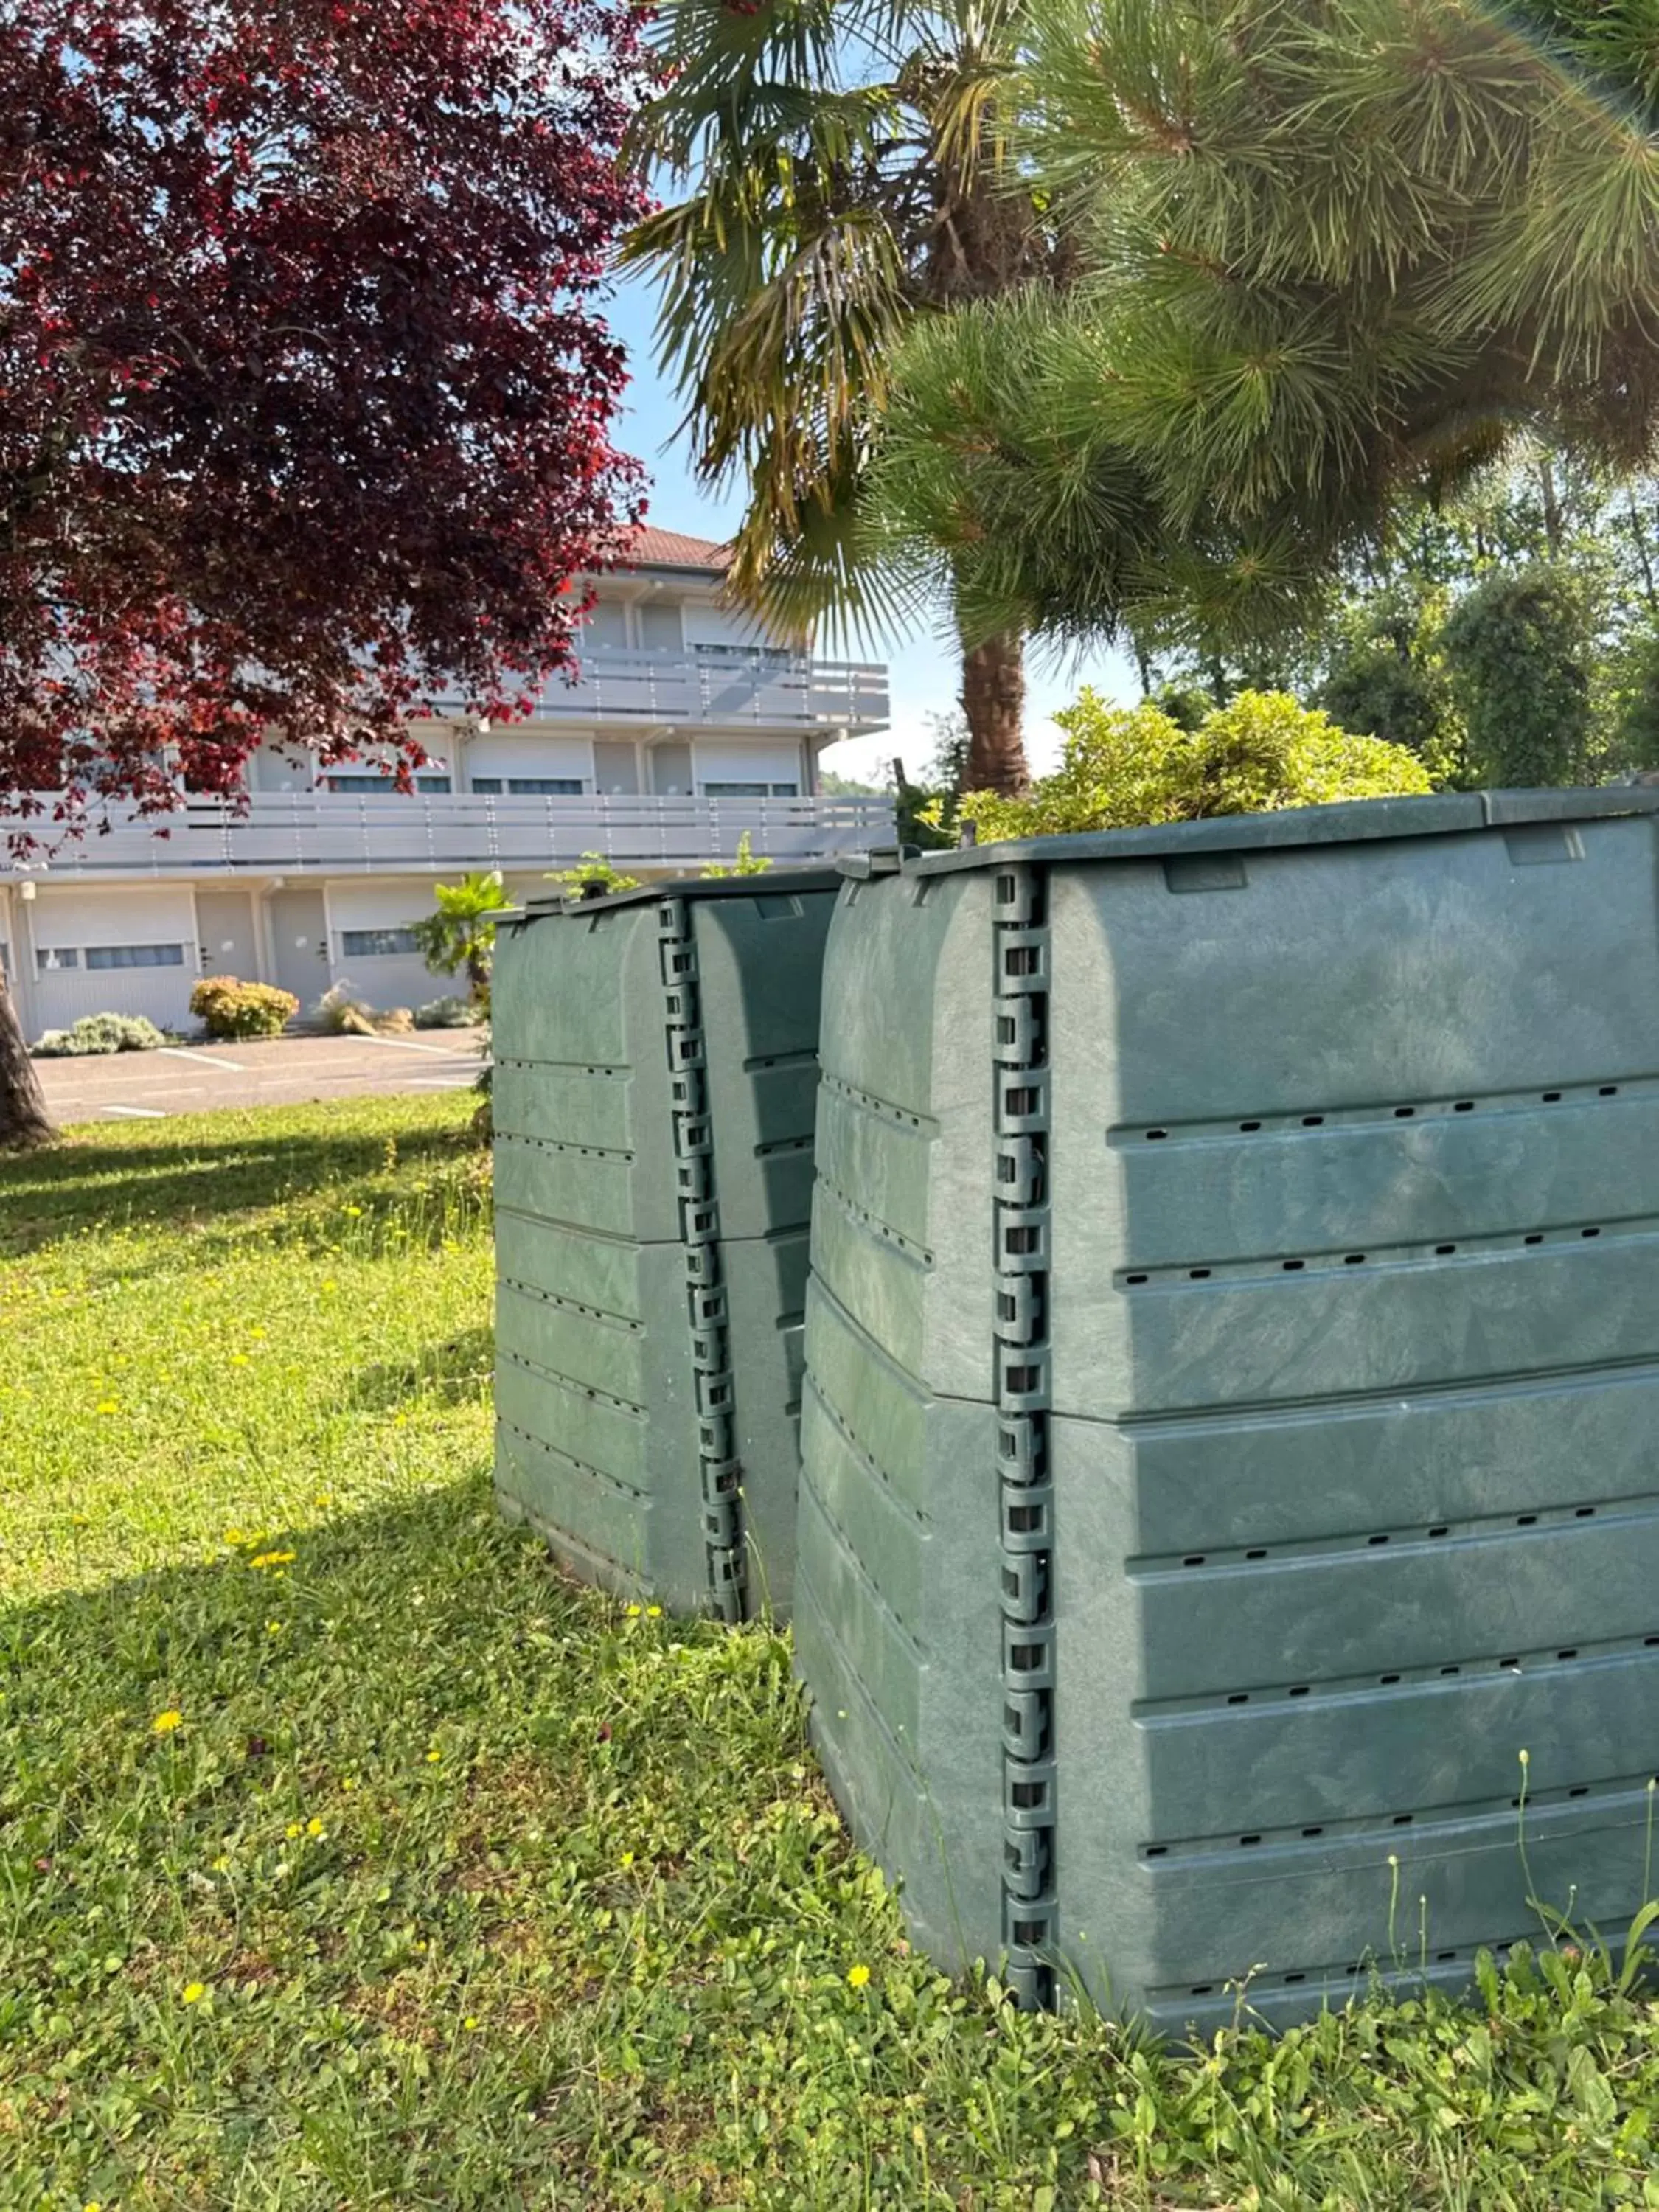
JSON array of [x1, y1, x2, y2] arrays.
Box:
[[619, 526, 733, 573]]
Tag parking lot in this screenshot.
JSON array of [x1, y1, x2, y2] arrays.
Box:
[[34, 1031, 487, 1123]]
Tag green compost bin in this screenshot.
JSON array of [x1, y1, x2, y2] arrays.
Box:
[[795, 787, 1659, 2031], [493, 869, 838, 1621]]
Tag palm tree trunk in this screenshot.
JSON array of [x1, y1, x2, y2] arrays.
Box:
[[0, 966, 55, 1150], [960, 628, 1028, 795]]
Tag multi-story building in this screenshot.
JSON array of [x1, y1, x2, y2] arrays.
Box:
[[0, 529, 893, 1039]]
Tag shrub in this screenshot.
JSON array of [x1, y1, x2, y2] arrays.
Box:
[[701, 830, 771, 879], [190, 976, 298, 1040], [942, 689, 1434, 841], [316, 981, 413, 1037], [32, 1012, 167, 1057], [414, 995, 482, 1029]]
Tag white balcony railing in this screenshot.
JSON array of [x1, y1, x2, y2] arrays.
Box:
[[18, 791, 897, 880], [431, 649, 889, 731]]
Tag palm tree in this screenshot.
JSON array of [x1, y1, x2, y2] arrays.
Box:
[[408, 872, 506, 1009], [868, 0, 1659, 674], [625, 0, 1053, 793]]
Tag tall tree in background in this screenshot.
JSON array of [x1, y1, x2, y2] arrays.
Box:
[[625, 0, 1051, 795], [0, 0, 647, 1146], [873, 0, 1659, 679]]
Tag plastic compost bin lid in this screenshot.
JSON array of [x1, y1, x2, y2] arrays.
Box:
[[838, 786, 1659, 880], [507, 863, 844, 926]]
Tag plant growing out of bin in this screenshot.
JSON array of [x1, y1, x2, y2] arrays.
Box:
[[701, 832, 771, 880], [546, 852, 642, 902]]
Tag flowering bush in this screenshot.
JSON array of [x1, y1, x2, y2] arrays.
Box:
[[190, 977, 299, 1040]]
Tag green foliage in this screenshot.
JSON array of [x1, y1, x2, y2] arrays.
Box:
[[32, 1012, 166, 1057], [1318, 584, 1469, 784], [8, 1096, 1659, 2205], [413, 995, 482, 1030], [947, 690, 1433, 841], [545, 851, 642, 900], [869, 0, 1659, 675], [700, 830, 772, 879], [406, 871, 506, 1006], [1439, 564, 1595, 787], [189, 976, 298, 1040], [818, 768, 886, 797]]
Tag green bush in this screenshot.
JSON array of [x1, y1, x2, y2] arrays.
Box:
[[546, 852, 641, 901], [189, 976, 299, 1040], [414, 995, 481, 1029], [942, 689, 1434, 841], [32, 1012, 167, 1057]]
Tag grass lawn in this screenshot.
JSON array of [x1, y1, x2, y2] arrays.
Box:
[[6, 1096, 1659, 2209]]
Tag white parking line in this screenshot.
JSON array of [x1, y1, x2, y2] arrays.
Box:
[[159, 1046, 244, 1072], [103, 1104, 167, 1119], [346, 1034, 471, 1057]]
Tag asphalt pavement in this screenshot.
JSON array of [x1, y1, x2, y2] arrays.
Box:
[[32, 1032, 487, 1123]]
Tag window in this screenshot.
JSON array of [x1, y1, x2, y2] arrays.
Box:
[[693, 642, 792, 667], [86, 942, 187, 971], [325, 773, 451, 794], [340, 927, 422, 958], [469, 775, 582, 796], [36, 946, 79, 971], [703, 780, 800, 799]]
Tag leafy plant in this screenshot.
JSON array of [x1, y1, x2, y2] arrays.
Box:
[[189, 977, 298, 1040], [414, 996, 483, 1031], [1439, 564, 1596, 787], [701, 832, 771, 880], [944, 690, 1433, 843], [546, 852, 642, 901], [407, 872, 506, 1007], [32, 1012, 167, 1057]]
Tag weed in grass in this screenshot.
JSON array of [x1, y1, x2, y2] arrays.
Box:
[[4, 1099, 1659, 2208]]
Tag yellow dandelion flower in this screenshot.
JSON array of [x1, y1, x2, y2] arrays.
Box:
[[230, 1354, 250, 1367], [341, 1776, 357, 1791], [645, 1605, 663, 1618], [625, 1603, 642, 1618], [249, 1327, 267, 1340], [212, 1854, 231, 1872], [307, 1818, 324, 1837], [152, 1710, 184, 1733], [314, 1492, 333, 1506], [285, 1822, 302, 1840], [344, 1205, 363, 1217], [223, 1527, 244, 1544], [181, 1981, 206, 2004], [321, 1280, 338, 1293], [619, 1850, 635, 1869], [266, 1620, 282, 1635], [96, 1399, 119, 1414], [249, 1550, 295, 1568], [463, 2014, 481, 2031], [426, 1748, 442, 1763], [846, 1964, 872, 1989]]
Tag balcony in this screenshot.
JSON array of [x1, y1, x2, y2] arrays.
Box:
[[18, 790, 897, 880], [431, 648, 889, 732]]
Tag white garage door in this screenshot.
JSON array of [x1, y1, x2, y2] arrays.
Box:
[[30, 886, 200, 1037]]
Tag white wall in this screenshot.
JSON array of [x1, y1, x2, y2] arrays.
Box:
[[692, 740, 806, 792], [28, 883, 201, 1034], [681, 602, 773, 650], [462, 730, 593, 789], [247, 726, 457, 793], [324, 877, 450, 1013]]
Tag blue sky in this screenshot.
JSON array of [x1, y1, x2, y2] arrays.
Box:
[[602, 274, 1138, 786]]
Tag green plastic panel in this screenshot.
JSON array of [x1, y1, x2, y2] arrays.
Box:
[[492, 873, 835, 1619], [796, 790, 1659, 2030]]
